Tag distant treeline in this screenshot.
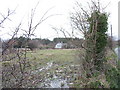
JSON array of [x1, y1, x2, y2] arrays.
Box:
[[2, 36, 84, 50], [1, 36, 120, 50], [53, 38, 81, 43]]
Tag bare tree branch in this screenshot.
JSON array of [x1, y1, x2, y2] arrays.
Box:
[[0, 9, 15, 27], [2, 22, 21, 55]]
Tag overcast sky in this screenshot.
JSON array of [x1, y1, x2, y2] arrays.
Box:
[[0, 0, 119, 40]]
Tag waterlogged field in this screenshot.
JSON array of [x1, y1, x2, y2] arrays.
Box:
[[2, 48, 86, 88], [2, 48, 118, 88], [26, 49, 84, 88]]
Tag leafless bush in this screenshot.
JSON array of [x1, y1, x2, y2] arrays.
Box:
[[2, 2, 55, 88]]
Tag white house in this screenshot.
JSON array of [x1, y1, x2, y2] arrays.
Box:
[[55, 42, 63, 49]]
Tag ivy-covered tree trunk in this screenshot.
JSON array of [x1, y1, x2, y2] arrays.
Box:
[[70, 0, 109, 80], [85, 11, 108, 74]]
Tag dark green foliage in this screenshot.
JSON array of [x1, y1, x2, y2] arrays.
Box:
[[53, 38, 80, 43], [41, 39, 51, 45], [86, 11, 108, 71], [14, 36, 30, 48], [88, 81, 103, 88], [96, 13, 108, 53], [92, 71, 100, 77], [89, 12, 108, 54], [32, 38, 52, 45], [105, 67, 120, 88], [13, 37, 52, 48]]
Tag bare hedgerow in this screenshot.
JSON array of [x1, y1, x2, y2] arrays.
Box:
[[2, 2, 57, 88]]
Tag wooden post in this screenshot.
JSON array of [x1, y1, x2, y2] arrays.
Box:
[[111, 25, 113, 49]]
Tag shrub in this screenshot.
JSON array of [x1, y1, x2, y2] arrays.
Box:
[[105, 66, 120, 88], [88, 81, 103, 88]]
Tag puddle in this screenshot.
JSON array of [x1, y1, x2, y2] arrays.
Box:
[[37, 74, 69, 88], [31, 61, 53, 74], [32, 61, 70, 88], [50, 79, 69, 88], [47, 75, 69, 88], [46, 62, 53, 70]]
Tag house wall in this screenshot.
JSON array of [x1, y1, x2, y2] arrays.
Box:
[[55, 43, 63, 49]]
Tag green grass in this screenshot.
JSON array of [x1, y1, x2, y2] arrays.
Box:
[[27, 49, 79, 70]]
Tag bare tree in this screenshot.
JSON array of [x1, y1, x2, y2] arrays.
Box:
[[0, 9, 15, 55], [0, 9, 16, 89], [2, 2, 58, 88]]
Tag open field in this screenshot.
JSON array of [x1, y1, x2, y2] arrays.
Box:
[[2, 48, 86, 88], [26, 49, 84, 88], [27, 49, 82, 70], [2, 48, 119, 88]]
